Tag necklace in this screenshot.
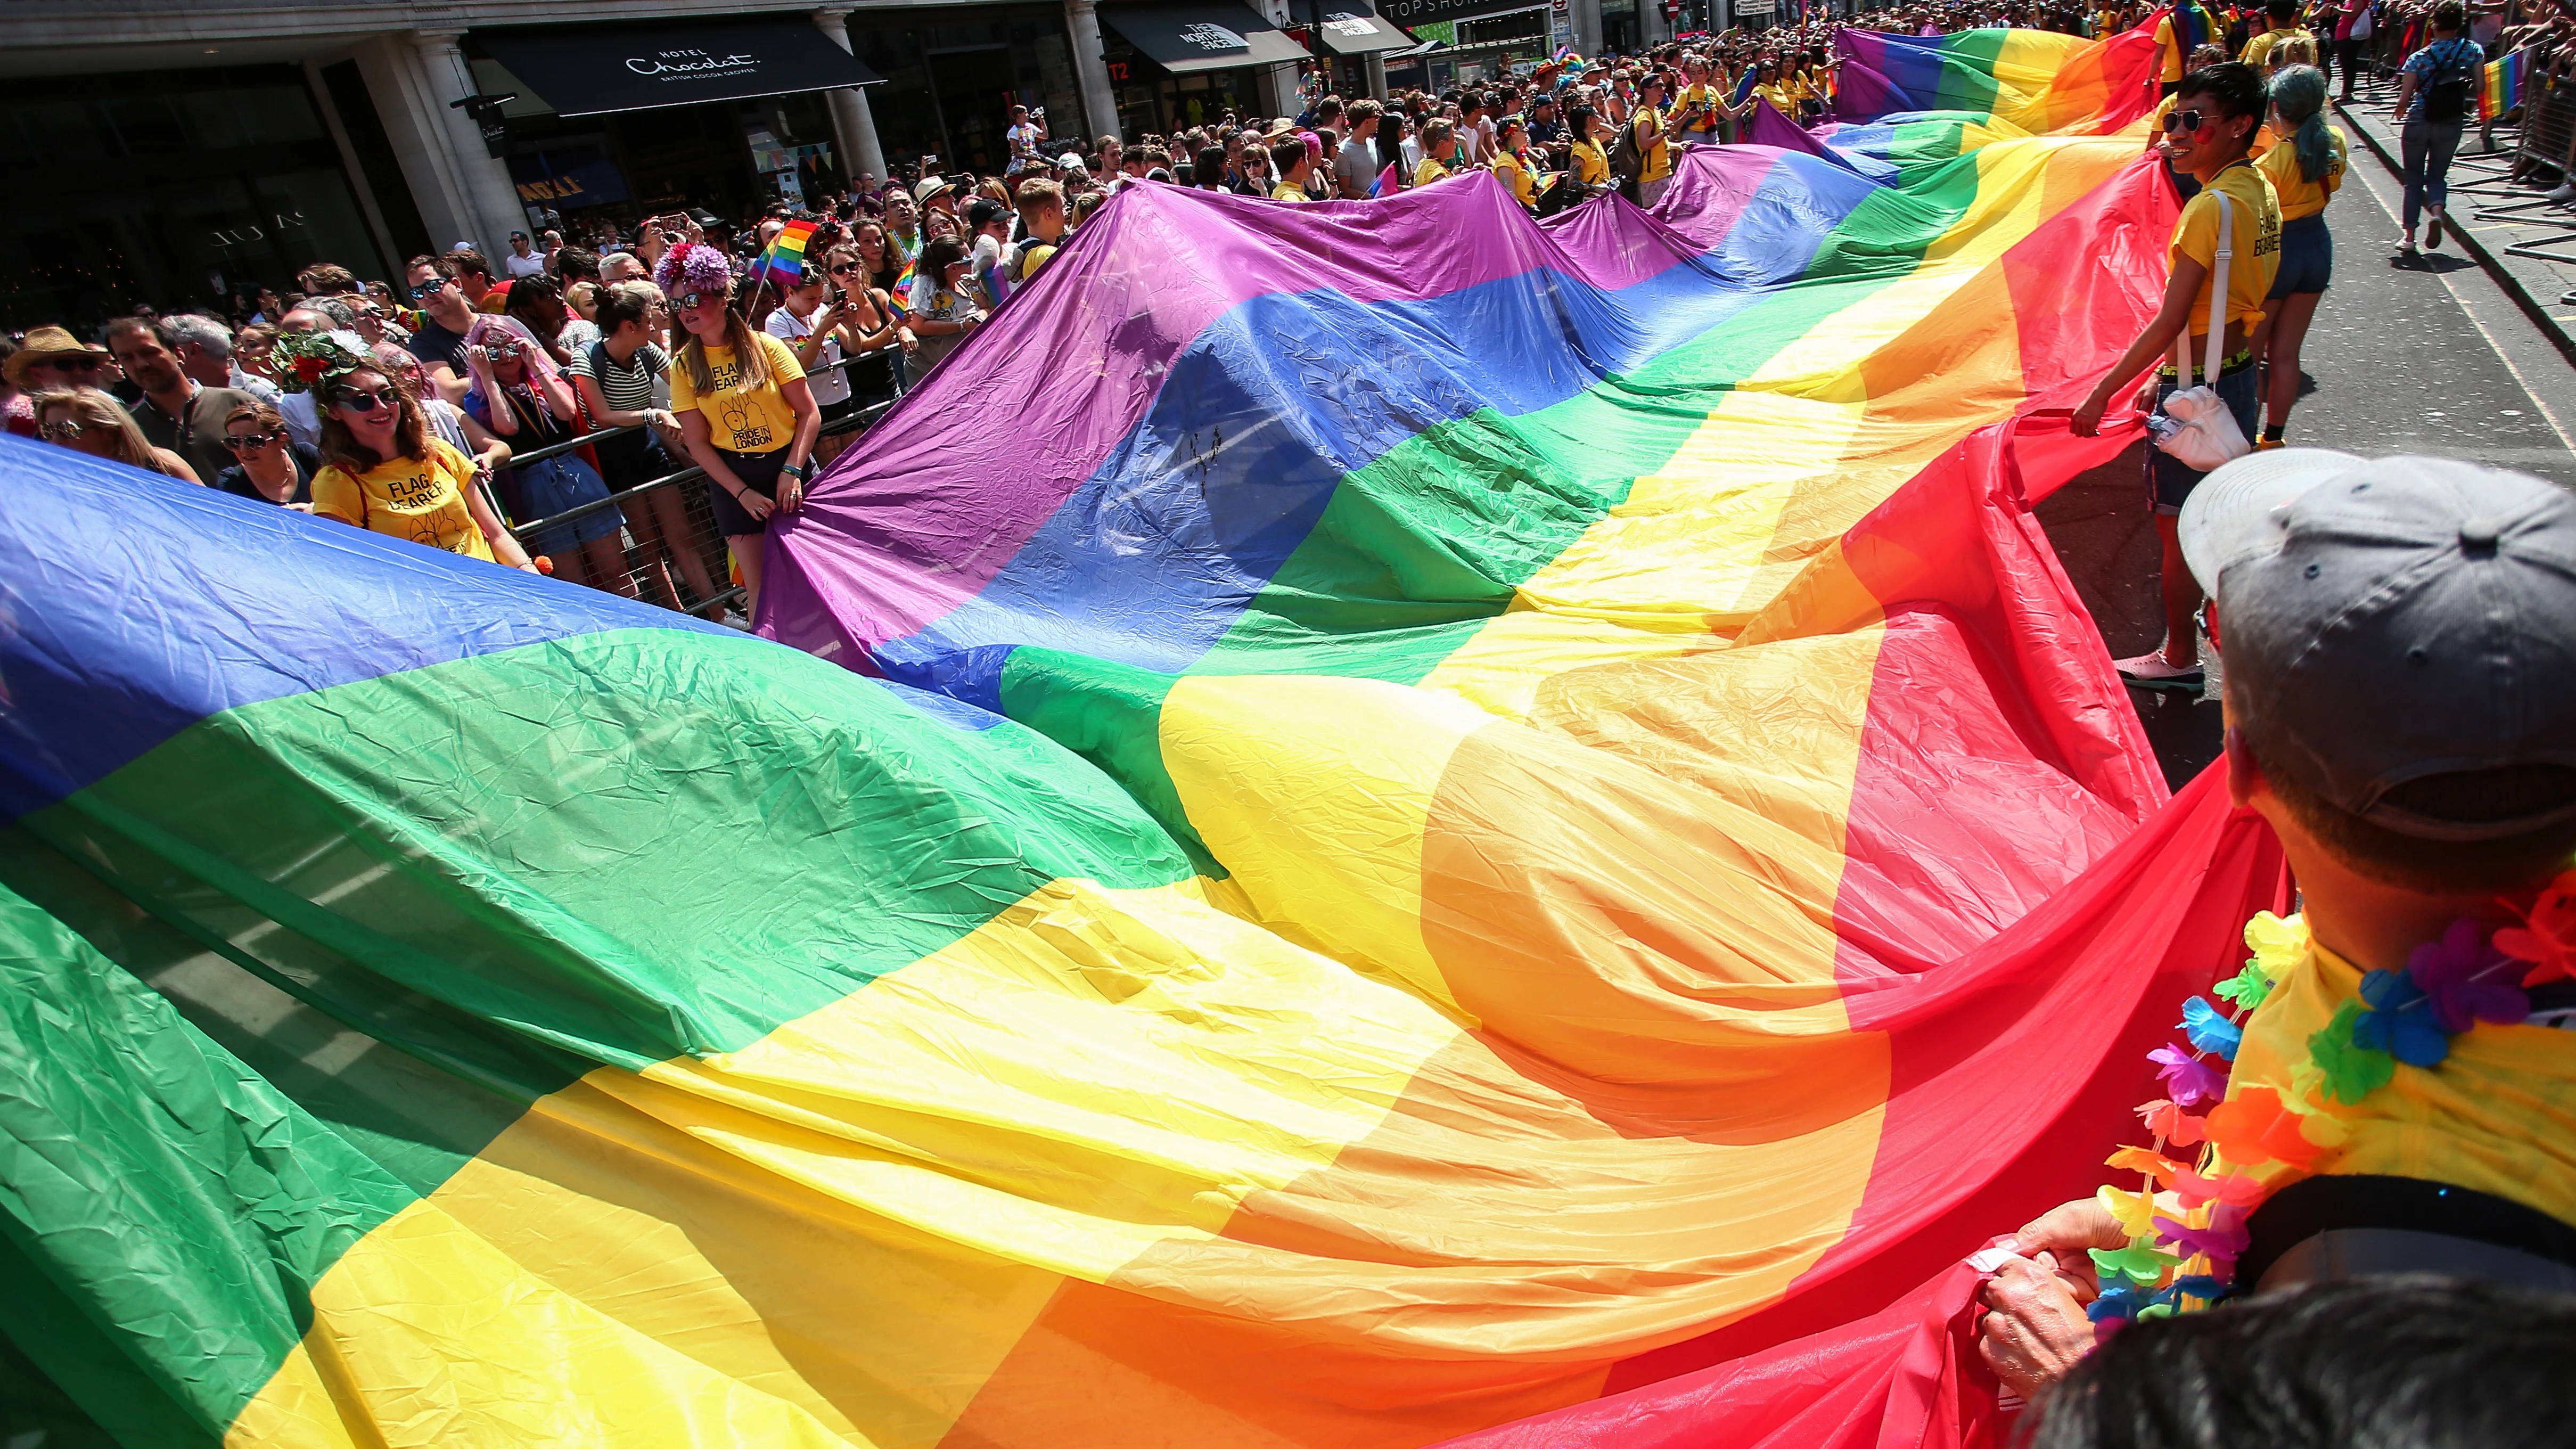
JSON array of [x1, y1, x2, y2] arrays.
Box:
[[2084, 864, 2576, 1332]]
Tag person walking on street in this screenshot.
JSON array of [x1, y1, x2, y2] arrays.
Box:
[[2392, 1, 2481, 257], [2254, 65, 2345, 448], [2071, 62, 2281, 690]]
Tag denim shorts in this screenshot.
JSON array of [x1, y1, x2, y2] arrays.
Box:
[[2269, 212, 2332, 298], [2149, 361, 2262, 513]]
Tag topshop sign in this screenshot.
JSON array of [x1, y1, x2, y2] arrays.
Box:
[[1379, 0, 1552, 22]]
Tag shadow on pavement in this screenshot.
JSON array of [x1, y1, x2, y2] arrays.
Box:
[[2030, 437, 2226, 794]]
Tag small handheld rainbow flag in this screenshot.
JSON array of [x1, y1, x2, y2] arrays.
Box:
[[745, 219, 819, 291], [884, 256, 917, 320], [2482, 47, 2530, 122], [1369, 160, 1400, 199]]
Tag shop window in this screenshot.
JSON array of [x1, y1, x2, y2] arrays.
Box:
[[0, 68, 383, 326]]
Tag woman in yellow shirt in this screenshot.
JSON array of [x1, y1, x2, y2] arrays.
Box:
[[2253, 64, 2347, 447], [1489, 115, 1538, 211], [1753, 61, 1796, 118], [2074, 63, 2279, 685], [308, 361, 536, 571], [1565, 104, 1611, 190], [1414, 118, 1461, 189], [1633, 75, 1673, 208], [658, 241, 820, 617]]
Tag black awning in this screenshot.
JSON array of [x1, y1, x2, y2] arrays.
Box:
[[1378, 0, 1551, 24], [476, 18, 883, 119], [1100, 5, 1313, 75], [1313, 10, 1417, 55]]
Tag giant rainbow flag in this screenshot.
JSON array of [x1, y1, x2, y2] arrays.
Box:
[[3, 25, 2294, 1449]]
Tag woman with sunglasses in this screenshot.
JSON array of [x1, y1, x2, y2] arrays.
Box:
[[210, 400, 319, 507], [766, 261, 860, 465], [368, 341, 510, 482], [32, 387, 201, 482], [309, 361, 536, 570], [460, 314, 634, 597], [2073, 61, 2279, 691], [658, 241, 819, 616], [2144, 44, 2232, 201]]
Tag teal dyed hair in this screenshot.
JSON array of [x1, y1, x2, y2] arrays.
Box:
[[2269, 64, 2332, 184]]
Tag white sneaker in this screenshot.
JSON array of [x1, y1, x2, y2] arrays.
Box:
[[2115, 650, 2204, 687], [713, 608, 752, 631], [2550, 182, 2576, 202]]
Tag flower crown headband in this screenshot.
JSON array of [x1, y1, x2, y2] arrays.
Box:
[[269, 329, 374, 395], [654, 242, 734, 301]]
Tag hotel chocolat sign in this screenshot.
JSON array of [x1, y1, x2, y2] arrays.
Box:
[[477, 19, 880, 118], [625, 47, 764, 85]]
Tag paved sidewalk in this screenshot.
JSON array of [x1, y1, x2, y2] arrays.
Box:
[[2336, 69, 2576, 362]]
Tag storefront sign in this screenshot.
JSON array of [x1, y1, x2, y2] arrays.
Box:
[[625, 48, 760, 84], [1175, 22, 1250, 50], [506, 148, 631, 209], [1380, 0, 1549, 23], [1732, 0, 1777, 13], [475, 18, 883, 118]]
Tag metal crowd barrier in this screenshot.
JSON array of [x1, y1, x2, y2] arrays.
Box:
[[498, 353, 900, 618]]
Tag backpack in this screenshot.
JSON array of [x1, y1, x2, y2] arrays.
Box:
[[1606, 117, 1645, 184], [2422, 38, 2476, 124]]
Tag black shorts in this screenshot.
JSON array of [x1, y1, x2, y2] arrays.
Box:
[[706, 446, 789, 538], [817, 392, 862, 429]]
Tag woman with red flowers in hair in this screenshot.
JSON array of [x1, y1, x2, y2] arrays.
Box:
[[655, 241, 818, 617]]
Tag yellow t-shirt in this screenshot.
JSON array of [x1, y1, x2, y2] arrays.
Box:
[[2240, 26, 2306, 70], [667, 332, 806, 456], [1635, 109, 1671, 185], [1414, 156, 1452, 189], [2255, 124, 2349, 219], [1490, 149, 1538, 208], [1269, 180, 1308, 202], [2153, 7, 2217, 80], [1570, 140, 1610, 187], [2225, 934, 2576, 1231], [311, 438, 495, 563], [2169, 158, 2282, 339], [1755, 81, 1796, 114], [1673, 83, 1726, 136]]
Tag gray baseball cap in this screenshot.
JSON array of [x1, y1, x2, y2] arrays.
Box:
[[2180, 449, 2576, 841]]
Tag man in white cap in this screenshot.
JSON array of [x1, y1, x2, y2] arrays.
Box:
[[1975, 449, 2576, 1402]]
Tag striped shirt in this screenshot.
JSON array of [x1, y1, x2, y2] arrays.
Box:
[[566, 341, 667, 413]]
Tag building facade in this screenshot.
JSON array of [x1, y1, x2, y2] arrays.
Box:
[[1, 0, 1382, 328]]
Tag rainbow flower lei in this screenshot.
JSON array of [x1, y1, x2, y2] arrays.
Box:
[[2085, 866, 2576, 1336]]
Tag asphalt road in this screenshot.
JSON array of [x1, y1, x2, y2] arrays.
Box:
[[2033, 146, 2576, 793]]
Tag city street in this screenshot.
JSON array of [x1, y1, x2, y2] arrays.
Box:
[[2037, 125, 2576, 791]]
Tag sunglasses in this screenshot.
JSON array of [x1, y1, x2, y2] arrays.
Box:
[[221, 430, 284, 450], [334, 388, 399, 413], [676, 291, 715, 310], [36, 420, 98, 441], [32, 356, 109, 374], [409, 279, 446, 300], [485, 340, 523, 359], [2162, 108, 2207, 134], [829, 262, 863, 275]]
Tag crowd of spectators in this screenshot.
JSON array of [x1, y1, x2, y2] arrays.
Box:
[[0, 0, 2552, 619]]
